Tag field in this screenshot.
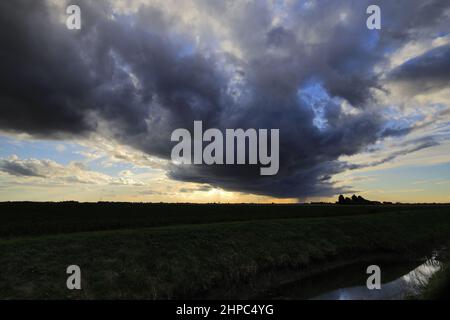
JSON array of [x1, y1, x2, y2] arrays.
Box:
[[0, 202, 450, 299]]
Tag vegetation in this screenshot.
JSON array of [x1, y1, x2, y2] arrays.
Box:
[[338, 194, 382, 205], [0, 202, 444, 239], [420, 255, 450, 300], [0, 203, 449, 299]]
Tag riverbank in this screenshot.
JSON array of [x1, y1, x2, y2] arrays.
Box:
[[420, 253, 450, 300], [0, 205, 450, 299]]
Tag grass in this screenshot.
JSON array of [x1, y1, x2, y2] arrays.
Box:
[[420, 265, 450, 299], [0, 202, 445, 238], [420, 249, 450, 300], [1, 204, 450, 299]]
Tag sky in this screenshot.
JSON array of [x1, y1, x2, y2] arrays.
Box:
[[0, 0, 449, 203]]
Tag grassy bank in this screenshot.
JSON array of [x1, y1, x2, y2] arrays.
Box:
[[1, 206, 450, 299], [420, 250, 450, 300]]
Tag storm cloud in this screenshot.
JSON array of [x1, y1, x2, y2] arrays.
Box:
[[0, 0, 449, 200]]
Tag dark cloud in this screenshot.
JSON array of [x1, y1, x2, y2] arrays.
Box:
[[0, 1, 99, 138], [0, 0, 448, 200], [389, 44, 450, 93]]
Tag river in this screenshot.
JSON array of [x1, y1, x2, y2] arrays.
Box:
[[261, 252, 442, 300]]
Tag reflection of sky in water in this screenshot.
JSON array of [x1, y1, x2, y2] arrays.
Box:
[[313, 258, 441, 300]]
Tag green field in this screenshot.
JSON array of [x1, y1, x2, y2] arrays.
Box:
[[0, 202, 450, 299]]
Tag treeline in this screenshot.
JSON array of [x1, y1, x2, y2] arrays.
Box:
[[338, 194, 386, 205]]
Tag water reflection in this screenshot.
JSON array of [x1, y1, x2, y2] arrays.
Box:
[[312, 257, 441, 300]]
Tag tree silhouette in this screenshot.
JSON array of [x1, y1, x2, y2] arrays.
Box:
[[337, 194, 380, 205]]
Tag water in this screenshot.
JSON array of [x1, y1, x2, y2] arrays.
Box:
[[312, 257, 441, 300], [261, 253, 442, 300]]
